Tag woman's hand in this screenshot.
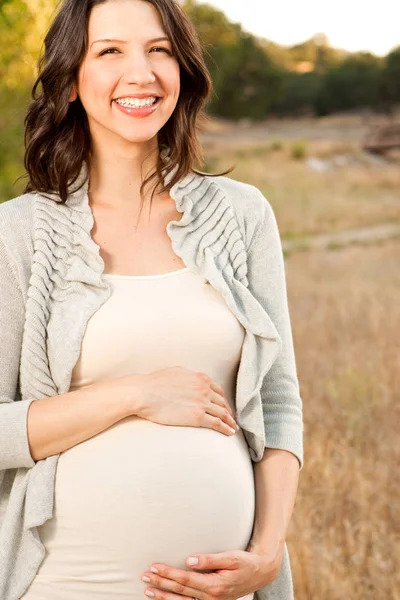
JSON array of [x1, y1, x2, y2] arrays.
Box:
[[116, 367, 239, 437], [139, 542, 284, 600]]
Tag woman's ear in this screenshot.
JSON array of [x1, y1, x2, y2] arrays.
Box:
[[69, 84, 78, 102]]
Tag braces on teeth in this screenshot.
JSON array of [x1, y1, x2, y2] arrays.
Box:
[[115, 97, 158, 108]]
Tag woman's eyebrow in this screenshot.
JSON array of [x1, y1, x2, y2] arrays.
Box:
[[90, 36, 171, 49]]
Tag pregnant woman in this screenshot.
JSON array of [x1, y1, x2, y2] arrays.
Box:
[[0, 1, 304, 599]]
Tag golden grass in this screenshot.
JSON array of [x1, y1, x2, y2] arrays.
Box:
[[202, 139, 400, 238], [201, 122, 400, 598], [285, 239, 400, 599]]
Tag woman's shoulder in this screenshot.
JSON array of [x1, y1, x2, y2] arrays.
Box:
[[0, 192, 36, 258], [210, 174, 268, 208], [0, 192, 36, 228], [206, 173, 272, 247]]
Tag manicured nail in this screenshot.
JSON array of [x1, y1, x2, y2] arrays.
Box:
[[145, 591, 155, 597], [188, 557, 199, 565], [142, 576, 151, 582], [150, 567, 158, 574]]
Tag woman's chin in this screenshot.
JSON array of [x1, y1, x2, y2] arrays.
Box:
[[113, 131, 161, 146]]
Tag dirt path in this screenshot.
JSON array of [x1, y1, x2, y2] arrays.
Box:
[[200, 116, 374, 144], [282, 222, 400, 253]]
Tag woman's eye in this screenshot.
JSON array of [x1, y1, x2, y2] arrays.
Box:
[[150, 47, 171, 55], [99, 48, 119, 56]]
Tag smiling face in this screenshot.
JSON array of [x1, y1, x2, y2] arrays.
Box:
[[72, 0, 181, 153]]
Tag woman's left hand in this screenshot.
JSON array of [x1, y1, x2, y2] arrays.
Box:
[[140, 543, 284, 600]]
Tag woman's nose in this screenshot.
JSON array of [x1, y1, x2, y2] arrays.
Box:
[[122, 55, 156, 85]]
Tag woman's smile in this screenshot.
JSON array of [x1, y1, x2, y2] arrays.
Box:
[[113, 96, 162, 118]]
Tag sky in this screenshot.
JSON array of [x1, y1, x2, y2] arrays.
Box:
[[206, 0, 400, 57]]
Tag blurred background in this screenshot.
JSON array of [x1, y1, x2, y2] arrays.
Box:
[[1, 0, 399, 598]]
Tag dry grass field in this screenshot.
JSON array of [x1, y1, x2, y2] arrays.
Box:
[[201, 137, 400, 239], [201, 115, 400, 600], [287, 240, 399, 600]]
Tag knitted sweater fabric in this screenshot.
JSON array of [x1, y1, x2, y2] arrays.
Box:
[[0, 163, 304, 600]]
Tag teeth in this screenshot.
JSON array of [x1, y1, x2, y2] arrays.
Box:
[[115, 97, 158, 108]]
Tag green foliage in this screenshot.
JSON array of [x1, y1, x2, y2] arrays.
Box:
[[291, 141, 308, 161], [183, 0, 242, 95], [0, 86, 31, 201], [0, 0, 55, 87], [184, 1, 282, 119], [378, 46, 400, 111], [211, 33, 283, 119], [270, 70, 324, 116], [258, 39, 293, 70], [315, 52, 383, 115], [0, 0, 58, 201]]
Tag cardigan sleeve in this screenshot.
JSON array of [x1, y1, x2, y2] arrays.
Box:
[[246, 189, 304, 470], [0, 233, 37, 471]]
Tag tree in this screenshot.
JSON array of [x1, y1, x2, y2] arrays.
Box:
[[378, 46, 400, 113], [0, 0, 57, 200], [211, 33, 283, 119], [0, 0, 56, 88], [315, 52, 383, 115], [270, 71, 323, 116], [183, 1, 282, 119]]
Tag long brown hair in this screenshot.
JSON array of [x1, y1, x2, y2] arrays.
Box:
[[22, 0, 234, 216]]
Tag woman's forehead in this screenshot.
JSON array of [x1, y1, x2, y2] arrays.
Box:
[[88, 0, 165, 39]]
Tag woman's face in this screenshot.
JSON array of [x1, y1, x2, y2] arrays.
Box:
[[73, 0, 181, 151]]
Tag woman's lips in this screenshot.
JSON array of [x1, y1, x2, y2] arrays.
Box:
[[113, 97, 162, 118]]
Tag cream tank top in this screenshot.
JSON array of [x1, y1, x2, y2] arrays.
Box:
[[21, 268, 256, 600]]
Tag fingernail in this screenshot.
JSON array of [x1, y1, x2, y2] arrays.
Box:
[[145, 591, 155, 597], [188, 556, 199, 565]]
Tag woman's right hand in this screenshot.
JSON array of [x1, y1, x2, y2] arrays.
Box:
[[117, 366, 239, 436]]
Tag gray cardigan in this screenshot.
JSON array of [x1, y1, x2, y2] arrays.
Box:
[[0, 163, 304, 600]]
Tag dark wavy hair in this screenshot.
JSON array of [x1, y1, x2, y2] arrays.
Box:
[[22, 0, 234, 214]]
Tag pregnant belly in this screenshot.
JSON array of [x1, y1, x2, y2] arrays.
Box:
[[25, 417, 256, 600]]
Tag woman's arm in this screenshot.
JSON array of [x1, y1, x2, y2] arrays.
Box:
[[244, 188, 304, 560], [246, 188, 304, 468], [248, 448, 300, 558], [0, 230, 140, 469]]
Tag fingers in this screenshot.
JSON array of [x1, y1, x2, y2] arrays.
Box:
[[205, 401, 239, 433], [208, 380, 235, 419], [201, 412, 238, 437], [197, 373, 238, 435]]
